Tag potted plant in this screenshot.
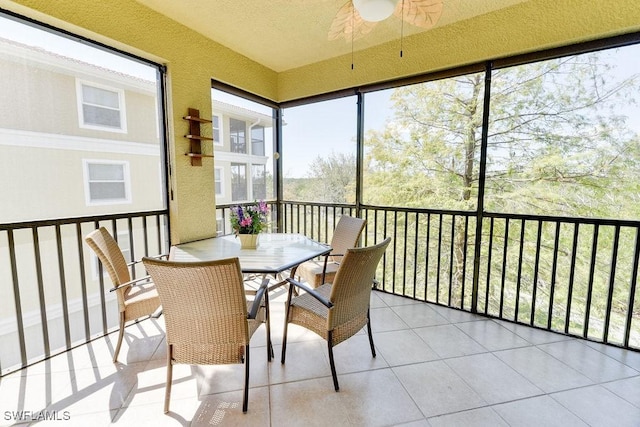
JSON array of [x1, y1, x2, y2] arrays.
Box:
[[230, 201, 269, 249]]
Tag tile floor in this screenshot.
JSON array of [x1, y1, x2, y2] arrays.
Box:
[[1, 288, 639, 426]]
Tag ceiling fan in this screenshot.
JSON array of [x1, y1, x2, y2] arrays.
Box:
[[328, 0, 444, 42]]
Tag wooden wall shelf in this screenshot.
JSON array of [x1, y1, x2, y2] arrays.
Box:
[[185, 153, 214, 158], [183, 108, 212, 166], [185, 135, 213, 141]]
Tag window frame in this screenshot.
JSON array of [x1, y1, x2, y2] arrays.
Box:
[[83, 159, 132, 206], [229, 117, 247, 154], [230, 162, 248, 202], [213, 114, 222, 146], [214, 166, 224, 197], [76, 79, 128, 133]]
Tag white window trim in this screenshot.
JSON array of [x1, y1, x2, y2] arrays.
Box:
[[76, 79, 128, 133], [213, 113, 223, 146], [83, 159, 132, 206], [214, 166, 225, 197]]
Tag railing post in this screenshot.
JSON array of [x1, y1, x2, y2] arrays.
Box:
[[471, 62, 492, 313], [355, 91, 364, 218], [273, 107, 284, 232]]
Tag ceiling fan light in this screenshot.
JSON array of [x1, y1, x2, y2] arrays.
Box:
[[353, 0, 399, 22]]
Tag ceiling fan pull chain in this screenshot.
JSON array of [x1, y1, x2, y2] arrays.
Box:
[[351, 4, 355, 70], [400, 0, 405, 58]]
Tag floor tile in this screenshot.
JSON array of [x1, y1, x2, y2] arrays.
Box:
[[393, 361, 486, 418], [330, 368, 424, 426], [413, 324, 487, 359], [538, 339, 639, 382], [330, 333, 390, 374], [494, 346, 593, 393], [429, 304, 486, 324], [374, 329, 439, 366], [493, 319, 572, 345], [269, 339, 333, 385], [455, 320, 530, 351], [585, 340, 640, 371], [269, 377, 352, 427], [370, 306, 411, 333], [374, 291, 418, 307], [551, 384, 640, 427], [390, 304, 450, 329], [428, 407, 509, 427], [493, 395, 588, 426], [602, 375, 640, 409], [445, 353, 543, 405]]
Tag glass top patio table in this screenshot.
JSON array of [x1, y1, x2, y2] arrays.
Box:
[[170, 233, 332, 274]]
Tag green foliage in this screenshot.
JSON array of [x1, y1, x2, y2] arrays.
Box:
[[290, 152, 356, 203]]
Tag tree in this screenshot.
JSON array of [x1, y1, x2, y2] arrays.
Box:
[[296, 151, 357, 203], [365, 52, 640, 332]]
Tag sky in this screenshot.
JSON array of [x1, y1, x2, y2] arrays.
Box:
[[0, 15, 156, 80], [213, 88, 394, 179]]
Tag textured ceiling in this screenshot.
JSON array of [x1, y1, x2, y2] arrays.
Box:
[[133, 0, 529, 72]]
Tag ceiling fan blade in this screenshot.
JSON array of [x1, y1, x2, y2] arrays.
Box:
[[395, 0, 444, 28], [328, 0, 377, 41]]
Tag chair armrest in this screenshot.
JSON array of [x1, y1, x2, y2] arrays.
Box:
[[109, 275, 153, 292], [127, 253, 169, 268], [286, 278, 334, 309], [248, 276, 269, 319]]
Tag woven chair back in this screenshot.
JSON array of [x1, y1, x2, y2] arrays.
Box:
[[327, 237, 391, 330], [329, 216, 366, 263], [143, 257, 250, 365], [85, 227, 131, 287]]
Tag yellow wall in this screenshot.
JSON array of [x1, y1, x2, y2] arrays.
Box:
[[0, 0, 278, 243]]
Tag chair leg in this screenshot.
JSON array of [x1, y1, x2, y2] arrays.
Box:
[[113, 312, 125, 363], [281, 285, 295, 364], [327, 331, 339, 391], [164, 345, 173, 414], [262, 282, 273, 361], [243, 344, 250, 413], [366, 309, 376, 358]]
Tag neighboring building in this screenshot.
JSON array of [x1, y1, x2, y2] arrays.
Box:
[[0, 35, 164, 366], [212, 100, 272, 232], [0, 37, 163, 223], [212, 100, 272, 204]]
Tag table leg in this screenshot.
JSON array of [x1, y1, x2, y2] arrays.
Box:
[[261, 275, 274, 361]]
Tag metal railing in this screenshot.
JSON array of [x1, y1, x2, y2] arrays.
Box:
[[3, 201, 637, 375], [0, 210, 169, 375], [277, 201, 640, 351]]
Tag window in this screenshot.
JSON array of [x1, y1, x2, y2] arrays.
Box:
[[84, 160, 131, 205], [230, 118, 246, 153], [213, 114, 221, 145], [214, 167, 224, 196], [212, 88, 276, 201], [231, 163, 247, 201], [282, 96, 357, 203], [77, 80, 126, 132], [251, 125, 265, 155], [252, 164, 266, 200]]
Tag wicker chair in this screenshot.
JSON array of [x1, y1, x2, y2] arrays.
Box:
[[142, 256, 267, 414], [281, 237, 391, 391], [85, 227, 165, 363], [296, 215, 366, 288]]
